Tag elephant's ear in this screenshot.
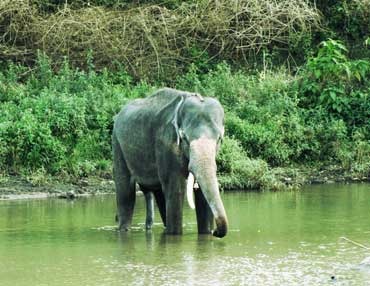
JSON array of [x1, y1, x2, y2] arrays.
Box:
[[171, 96, 186, 145]]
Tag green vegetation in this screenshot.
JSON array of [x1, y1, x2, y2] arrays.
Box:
[[0, 0, 369, 191], [0, 54, 152, 179]]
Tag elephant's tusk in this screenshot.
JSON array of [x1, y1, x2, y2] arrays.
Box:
[[186, 173, 195, 209]]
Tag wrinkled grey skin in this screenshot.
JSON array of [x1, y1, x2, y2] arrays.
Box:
[[112, 88, 228, 238], [115, 187, 155, 230]]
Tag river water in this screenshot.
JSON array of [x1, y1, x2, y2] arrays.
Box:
[[1, 184, 370, 285]]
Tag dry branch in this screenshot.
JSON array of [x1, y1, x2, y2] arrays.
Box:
[[0, 0, 321, 79]]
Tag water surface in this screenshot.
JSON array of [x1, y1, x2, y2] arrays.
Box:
[[1, 184, 370, 285]]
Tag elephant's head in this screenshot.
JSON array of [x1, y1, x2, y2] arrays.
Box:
[[173, 94, 228, 238]]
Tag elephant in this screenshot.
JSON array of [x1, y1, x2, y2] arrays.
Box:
[[115, 186, 156, 230], [112, 88, 228, 238]]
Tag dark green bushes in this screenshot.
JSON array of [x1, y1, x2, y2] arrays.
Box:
[[313, 0, 370, 58], [1, 38, 369, 189], [299, 39, 370, 137], [0, 0, 369, 190], [296, 38, 370, 176], [0, 55, 151, 177], [175, 39, 370, 179], [177, 64, 310, 165]]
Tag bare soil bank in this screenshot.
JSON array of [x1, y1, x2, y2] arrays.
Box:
[[0, 176, 115, 200], [0, 167, 369, 200]]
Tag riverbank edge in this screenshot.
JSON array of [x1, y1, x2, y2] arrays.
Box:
[[0, 166, 369, 200]]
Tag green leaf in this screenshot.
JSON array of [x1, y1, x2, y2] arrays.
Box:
[[354, 71, 361, 82], [344, 65, 351, 80], [330, 91, 337, 101]]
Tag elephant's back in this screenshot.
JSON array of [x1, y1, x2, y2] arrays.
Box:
[[117, 88, 174, 115], [114, 88, 186, 132]]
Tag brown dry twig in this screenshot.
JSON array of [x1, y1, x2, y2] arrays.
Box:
[[0, 0, 321, 79]]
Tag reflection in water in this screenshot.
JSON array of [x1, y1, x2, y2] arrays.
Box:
[[0, 184, 370, 285]]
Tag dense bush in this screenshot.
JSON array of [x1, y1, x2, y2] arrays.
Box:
[[299, 39, 370, 136], [176, 63, 334, 165], [1, 38, 369, 189], [312, 0, 370, 58], [217, 137, 285, 191], [0, 55, 152, 176], [1, 0, 369, 190], [175, 44, 370, 175]]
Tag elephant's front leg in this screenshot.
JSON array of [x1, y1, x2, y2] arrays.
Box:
[[153, 190, 166, 227], [163, 178, 186, 235], [194, 187, 214, 234]]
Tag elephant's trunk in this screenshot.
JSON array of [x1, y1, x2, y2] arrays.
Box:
[[188, 136, 228, 238]]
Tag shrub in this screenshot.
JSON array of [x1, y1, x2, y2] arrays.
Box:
[[0, 109, 65, 173], [0, 55, 368, 188], [313, 0, 370, 57], [217, 137, 284, 191], [299, 39, 370, 113], [298, 39, 370, 146], [0, 57, 152, 176], [179, 65, 310, 165]]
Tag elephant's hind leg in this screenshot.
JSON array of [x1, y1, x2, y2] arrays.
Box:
[[113, 134, 136, 231], [143, 192, 154, 230]]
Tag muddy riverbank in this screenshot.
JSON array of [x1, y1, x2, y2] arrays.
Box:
[[0, 165, 369, 200], [0, 176, 115, 200]]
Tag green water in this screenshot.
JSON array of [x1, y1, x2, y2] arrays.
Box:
[[1, 184, 370, 285]]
